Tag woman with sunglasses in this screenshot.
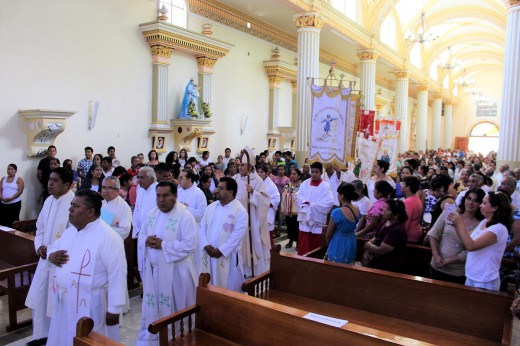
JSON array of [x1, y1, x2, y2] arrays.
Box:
[[449, 191, 513, 291], [427, 188, 485, 284], [363, 199, 408, 273]]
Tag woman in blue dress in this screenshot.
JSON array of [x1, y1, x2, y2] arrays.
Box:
[[325, 183, 360, 264]]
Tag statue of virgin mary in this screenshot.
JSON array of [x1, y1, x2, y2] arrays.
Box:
[[178, 78, 201, 119]]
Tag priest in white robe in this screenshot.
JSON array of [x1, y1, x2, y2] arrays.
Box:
[[256, 165, 280, 246], [137, 181, 198, 346], [25, 168, 75, 345], [233, 149, 271, 277], [199, 177, 248, 291], [46, 190, 127, 346], [132, 166, 158, 272], [296, 162, 333, 255], [177, 169, 207, 225], [101, 176, 132, 239]]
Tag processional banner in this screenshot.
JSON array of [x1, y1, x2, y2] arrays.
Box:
[[376, 119, 401, 173], [358, 110, 375, 138], [356, 132, 381, 183], [309, 83, 360, 168]]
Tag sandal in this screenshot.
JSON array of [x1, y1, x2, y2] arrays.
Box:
[[285, 240, 293, 248]]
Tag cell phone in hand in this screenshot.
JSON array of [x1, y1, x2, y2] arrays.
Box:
[[445, 203, 456, 225]]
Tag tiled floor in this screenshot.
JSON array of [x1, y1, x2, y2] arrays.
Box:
[[1, 235, 519, 345]]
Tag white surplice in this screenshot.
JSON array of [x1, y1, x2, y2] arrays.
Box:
[[25, 189, 74, 340], [136, 203, 198, 346], [262, 177, 280, 231], [199, 199, 248, 291], [233, 172, 271, 277], [132, 182, 158, 271], [323, 172, 342, 206], [102, 195, 132, 239], [296, 179, 333, 234], [177, 184, 207, 225], [46, 219, 127, 346]]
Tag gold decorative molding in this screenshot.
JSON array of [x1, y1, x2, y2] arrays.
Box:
[[357, 50, 379, 61], [170, 119, 212, 152], [140, 21, 234, 60], [444, 100, 454, 106], [392, 70, 408, 80], [509, 0, 520, 7], [263, 60, 298, 82], [417, 85, 429, 92], [293, 12, 324, 29], [151, 45, 174, 58], [268, 75, 284, 88], [291, 80, 297, 92], [19, 109, 76, 157], [196, 56, 217, 73]]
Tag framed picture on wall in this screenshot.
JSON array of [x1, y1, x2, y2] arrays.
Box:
[[269, 138, 277, 149], [198, 137, 209, 151], [152, 136, 166, 153]]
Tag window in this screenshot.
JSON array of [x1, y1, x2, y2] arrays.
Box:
[[469, 122, 498, 137], [330, 0, 357, 22], [159, 0, 187, 28], [380, 15, 396, 49]]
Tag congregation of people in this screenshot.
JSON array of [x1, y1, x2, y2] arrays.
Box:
[[5, 144, 520, 345]]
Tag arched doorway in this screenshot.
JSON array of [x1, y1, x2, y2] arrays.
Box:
[[468, 121, 499, 154]]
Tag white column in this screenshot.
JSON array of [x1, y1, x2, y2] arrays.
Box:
[[196, 57, 217, 112], [498, 1, 520, 167], [357, 50, 379, 112], [149, 45, 174, 131], [432, 95, 442, 150], [267, 76, 283, 131], [444, 102, 453, 149], [294, 12, 323, 163], [416, 85, 429, 152], [393, 70, 409, 153]]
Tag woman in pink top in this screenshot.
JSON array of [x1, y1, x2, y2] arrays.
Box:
[[356, 180, 394, 238], [401, 176, 424, 243]]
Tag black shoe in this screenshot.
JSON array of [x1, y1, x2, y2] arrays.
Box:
[[27, 338, 47, 346]]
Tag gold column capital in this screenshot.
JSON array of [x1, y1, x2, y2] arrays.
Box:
[[291, 80, 297, 92], [293, 12, 324, 29], [268, 75, 284, 89], [357, 50, 379, 61], [417, 85, 429, 92], [196, 56, 217, 74], [433, 93, 443, 100], [509, 0, 520, 8], [392, 70, 408, 80], [150, 45, 174, 64]]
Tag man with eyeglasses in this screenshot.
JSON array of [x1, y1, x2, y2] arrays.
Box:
[[199, 177, 248, 291], [132, 167, 158, 273], [101, 176, 132, 240]]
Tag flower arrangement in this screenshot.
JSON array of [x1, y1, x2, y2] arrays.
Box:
[[201, 102, 212, 118]]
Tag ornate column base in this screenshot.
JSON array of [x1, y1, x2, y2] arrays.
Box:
[[170, 119, 213, 153]]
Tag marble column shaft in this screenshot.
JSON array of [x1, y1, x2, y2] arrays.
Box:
[[444, 103, 453, 149], [498, 2, 520, 164], [394, 71, 409, 153], [294, 12, 323, 158], [357, 50, 378, 112], [416, 86, 429, 152], [432, 96, 442, 150]]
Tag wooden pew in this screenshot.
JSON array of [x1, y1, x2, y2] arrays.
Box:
[[0, 228, 39, 331], [148, 273, 428, 345], [74, 317, 124, 346], [12, 219, 37, 235], [243, 253, 514, 345]]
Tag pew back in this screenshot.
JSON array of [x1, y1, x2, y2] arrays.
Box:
[[269, 253, 512, 343]]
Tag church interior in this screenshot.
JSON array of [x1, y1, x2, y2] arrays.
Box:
[[0, 0, 519, 345]]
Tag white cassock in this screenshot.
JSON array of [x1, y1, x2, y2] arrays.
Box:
[[133, 182, 158, 271], [233, 172, 271, 277], [46, 219, 127, 346], [323, 172, 342, 207], [25, 189, 74, 340], [199, 199, 248, 291], [177, 184, 207, 226], [296, 179, 333, 234], [262, 177, 280, 232], [137, 204, 198, 346], [101, 195, 132, 313], [341, 170, 356, 183], [101, 195, 132, 239]]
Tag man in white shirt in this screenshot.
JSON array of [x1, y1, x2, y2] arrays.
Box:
[[26, 168, 75, 346], [102, 156, 115, 177], [137, 181, 198, 346], [222, 147, 232, 167], [132, 167, 158, 272], [455, 173, 487, 206], [46, 190, 126, 346], [101, 176, 132, 239], [177, 169, 207, 226], [499, 176, 520, 209], [199, 177, 248, 291]]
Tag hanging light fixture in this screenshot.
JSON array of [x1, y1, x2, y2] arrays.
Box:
[[405, 11, 439, 45], [454, 69, 475, 88], [440, 46, 461, 70]]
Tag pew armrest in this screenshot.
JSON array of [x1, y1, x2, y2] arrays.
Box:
[[242, 271, 271, 297], [0, 263, 37, 281], [74, 317, 123, 346]]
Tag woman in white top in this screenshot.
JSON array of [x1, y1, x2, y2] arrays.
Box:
[[0, 163, 25, 227], [366, 160, 396, 204], [351, 179, 371, 235], [449, 191, 513, 291]]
